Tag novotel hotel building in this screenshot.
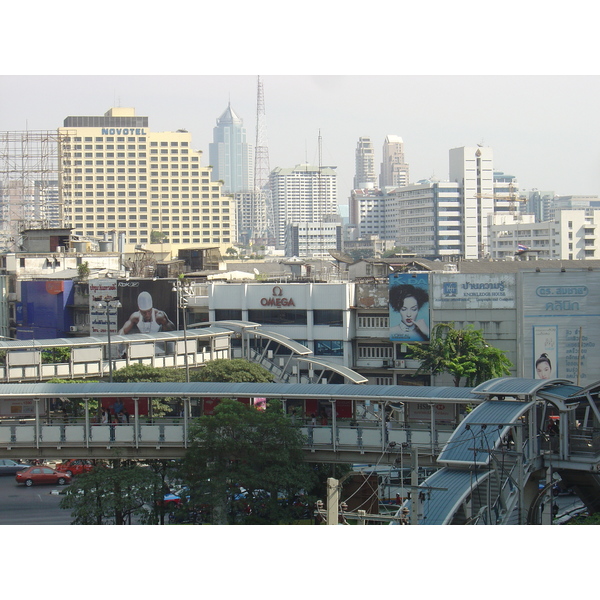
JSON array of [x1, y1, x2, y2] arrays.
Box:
[[58, 107, 236, 255]]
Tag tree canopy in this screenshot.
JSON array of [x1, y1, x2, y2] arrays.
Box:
[[179, 398, 315, 524], [195, 358, 274, 383], [59, 463, 163, 525], [406, 323, 512, 387]]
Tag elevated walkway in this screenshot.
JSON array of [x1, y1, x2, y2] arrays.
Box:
[[401, 378, 600, 524]]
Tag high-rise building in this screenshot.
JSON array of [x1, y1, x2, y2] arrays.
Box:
[[354, 137, 377, 189], [269, 164, 338, 249], [380, 135, 409, 189], [208, 103, 253, 194], [58, 107, 236, 255], [449, 146, 494, 259], [387, 181, 462, 258]]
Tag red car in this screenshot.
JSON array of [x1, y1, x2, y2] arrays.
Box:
[[55, 459, 95, 477], [16, 466, 72, 487]]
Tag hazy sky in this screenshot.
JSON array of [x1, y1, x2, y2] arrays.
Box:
[[2, 5, 599, 205]]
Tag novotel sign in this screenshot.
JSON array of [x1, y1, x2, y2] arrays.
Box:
[[101, 128, 147, 135], [260, 286, 295, 307]]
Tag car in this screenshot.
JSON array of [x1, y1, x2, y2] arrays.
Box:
[[0, 459, 30, 475], [15, 466, 72, 487], [55, 459, 94, 477]]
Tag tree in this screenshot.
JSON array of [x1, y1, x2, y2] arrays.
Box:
[[406, 323, 512, 387], [59, 463, 162, 524], [195, 358, 274, 383], [77, 261, 90, 280], [113, 363, 187, 383], [112, 364, 186, 416], [180, 398, 315, 524]]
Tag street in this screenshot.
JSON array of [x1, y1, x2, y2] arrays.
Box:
[[0, 473, 73, 525]]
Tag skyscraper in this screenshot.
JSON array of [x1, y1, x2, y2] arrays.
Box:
[[208, 103, 253, 194], [449, 146, 494, 259], [354, 137, 377, 189], [58, 107, 236, 255], [380, 135, 409, 189], [269, 164, 338, 249]]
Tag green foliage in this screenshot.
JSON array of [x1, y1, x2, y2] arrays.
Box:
[[194, 358, 275, 383], [112, 363, 187, 383], [59, 463, 163, 525], [348, 248, 375, 262], [567, 512, 600, 525], [382, 246, 412, 258], [406, 323, 512, 387], [47, 378, 100, 415], [150, 230, 167, 243], [42, 347, 71, 364], [77, 261, 90, 280], [112, 364, 185, 416], [180, 398, 315, 524]]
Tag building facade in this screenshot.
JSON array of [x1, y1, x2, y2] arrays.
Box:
[[354, 137, 377, 189], [449, 146, 495, 259], [58, 107, 236, 256], [285, 221, 342, 258], [380, 135, 409, 189], [269, 164, 338, 249], [190, 262, 600, 386], [208, 103, 253, 194]]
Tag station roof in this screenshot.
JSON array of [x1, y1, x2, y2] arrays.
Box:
[[437, 400, 534, 466], [0, 327, 232, 349], [0, 381, 480, 403], [296, 357, 368, 384], [401, 468, 491, 525], [471, 377, 577, 398]]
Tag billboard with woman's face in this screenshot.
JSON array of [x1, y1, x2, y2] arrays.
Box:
[[389, 273, 430, 342]]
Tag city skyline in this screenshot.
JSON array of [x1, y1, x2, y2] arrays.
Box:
[[1, 75, 599, 204]]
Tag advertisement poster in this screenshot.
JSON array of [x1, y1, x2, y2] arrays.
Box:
[[522, 271, 600, 383], [89, 279, 118, 335], [533, 326, 558, 380], [389, 273, 430, 342], [116, 279, 178, 334]]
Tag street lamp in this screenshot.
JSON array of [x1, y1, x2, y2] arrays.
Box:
[[172, 277, 193, 383], [95, 296, 121, 382]]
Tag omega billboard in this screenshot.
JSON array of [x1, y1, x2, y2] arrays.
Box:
[[521, 271, 600, 383]]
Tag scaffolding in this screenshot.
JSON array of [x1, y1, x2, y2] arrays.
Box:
[[0, 130, 65, 250]]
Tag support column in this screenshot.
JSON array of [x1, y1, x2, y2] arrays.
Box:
[[84, 398, 89, 448]]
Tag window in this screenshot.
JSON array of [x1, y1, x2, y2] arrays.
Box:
[[313, 310, 343, 326], [247, 309, 307, 325], [314, 340, 343, 356]]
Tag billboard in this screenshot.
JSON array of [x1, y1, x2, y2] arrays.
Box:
[[522, 271, 600, 383], [432, 273, 516, 309], [89, 279, 118, 335], [389, 273, 430, 342], [116, 279, 178, 334]]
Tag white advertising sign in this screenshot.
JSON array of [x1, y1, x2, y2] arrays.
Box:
[[432, 274, 516, 309]]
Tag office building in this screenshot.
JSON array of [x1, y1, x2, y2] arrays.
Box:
[[208, 103, 253, 194], [58, 107, 236, 256], [269, 164, 338, 249], [449, 146, 495, 259], [354, 137, 377, 189], [380, 135, 409, 189], [285, 221, 342, 258]]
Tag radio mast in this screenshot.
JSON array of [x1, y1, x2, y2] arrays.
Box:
[[253, 76, 274, 245]]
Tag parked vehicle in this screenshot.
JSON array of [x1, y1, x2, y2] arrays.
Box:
[[55, 459, 95, 477], [0, 459, 30, 475], [15, 466, 72, 487]]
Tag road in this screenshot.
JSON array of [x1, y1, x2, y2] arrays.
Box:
[[0, 473, 73, 525]]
